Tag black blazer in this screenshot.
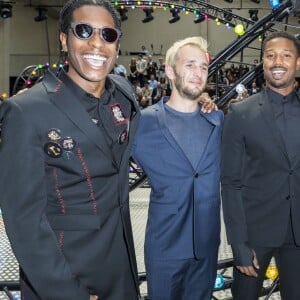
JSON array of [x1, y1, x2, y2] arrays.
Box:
[[221, 89, 300, 247], [0, 71, 140, 299]]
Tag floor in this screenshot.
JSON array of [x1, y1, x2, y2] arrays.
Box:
[[0, 186, 281, 299]]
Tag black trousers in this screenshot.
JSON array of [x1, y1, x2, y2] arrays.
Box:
[[232, 222, 300, 300]]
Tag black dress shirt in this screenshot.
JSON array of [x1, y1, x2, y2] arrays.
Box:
[[60, 71, 131, 166], [268, 87, 300, 163]]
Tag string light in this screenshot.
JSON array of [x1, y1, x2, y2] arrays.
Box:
[[1, 92, 8, 99]]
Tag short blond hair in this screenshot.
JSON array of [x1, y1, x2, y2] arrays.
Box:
[[165, 36, 208, 68]]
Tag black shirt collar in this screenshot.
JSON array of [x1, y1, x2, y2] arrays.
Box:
[[59, 70, 116, 105], [267, 87, 298, 105]]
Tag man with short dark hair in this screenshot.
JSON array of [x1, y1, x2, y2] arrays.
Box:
[[221, 31, 300, 300]]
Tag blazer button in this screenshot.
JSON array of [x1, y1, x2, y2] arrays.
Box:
[[194, 173, 199, 178], [286, 195, 290, 200]]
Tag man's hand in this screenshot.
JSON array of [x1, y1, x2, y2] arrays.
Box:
[[232, 243, 260, 277], [90, 295, 98, 300], [198, 92, 218, 113], [236, 251, 259, 277]]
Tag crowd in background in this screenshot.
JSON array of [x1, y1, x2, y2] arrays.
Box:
[[113, 50, 300, 111], [112, 53, 297, 110], [2, 54, 300, 108], [112, 51, 172, 109]]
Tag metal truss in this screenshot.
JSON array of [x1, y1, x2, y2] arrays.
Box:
[[209, 0, 294, 76], [115, 0, 297, 109]]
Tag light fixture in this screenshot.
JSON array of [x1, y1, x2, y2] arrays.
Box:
[[142, 8, 154, 23], [118, 7, 128, 22], [0, 4, 12, 19], [194, 13, 206, 24], [234, 24, 245, 36], [249, 9, 258, 21], [169, 8, 180, 24], [224, 9, 232, 22], [269, 0, 280, 9], [34, 7, 48, 22]]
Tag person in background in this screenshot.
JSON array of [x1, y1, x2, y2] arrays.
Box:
[[132, 79, 143, 103], [221, 31, 300, 300], [148, 73, 158, 90], [248, 80, 260, 95], [146, 54, 158, 80], [151, 81, 163, 104], [136, 54, 148, 87], [128, 57, 138, 83], [113, 62, 127, 77], [157, 56, 166, 80], [0, 1, 140, 299], [140, 81, 153, 108], [132, 36, 223, 300]]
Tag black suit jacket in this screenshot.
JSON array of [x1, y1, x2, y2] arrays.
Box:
[[221, 89, 300, 247], [0, 71, 140, 299]]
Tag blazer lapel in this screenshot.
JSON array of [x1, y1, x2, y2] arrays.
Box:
[[155, 100, 191, 165], [155, 99, 218, 169], [194, 111, 220, 169], [258, 90, 289, 162], [42, 71, 116, 164], [291, 91, 300, 168]]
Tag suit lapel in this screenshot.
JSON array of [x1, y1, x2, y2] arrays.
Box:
[[155, 99, 217, 169], [42, 71, 116, 164], [258, 90, 289, 162], [194, 111, 219, 169], [155, 101, 188, 163], [291, 91, 300, 168]]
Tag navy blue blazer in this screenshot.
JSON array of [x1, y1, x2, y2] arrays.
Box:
[[132, 98, 224, 260]]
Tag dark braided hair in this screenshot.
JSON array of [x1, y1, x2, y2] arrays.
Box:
[[59, 0, 122, 37]]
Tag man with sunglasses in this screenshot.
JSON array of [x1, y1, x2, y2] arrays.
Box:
[[0, 1, 140, 299]]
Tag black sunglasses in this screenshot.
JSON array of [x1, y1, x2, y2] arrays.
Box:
[[70, 22, 121, 43]]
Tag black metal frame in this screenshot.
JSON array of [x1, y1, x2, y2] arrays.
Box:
[[1, 259, 280, 300]]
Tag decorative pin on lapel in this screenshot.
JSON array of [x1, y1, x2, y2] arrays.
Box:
[[44, 142, 63, 158], [60, 137, 76, 151], [110, 103, 126, 125], [47, 129, 62, 141], [62, 151, 74, 161], [118, 129, 128, 144]]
